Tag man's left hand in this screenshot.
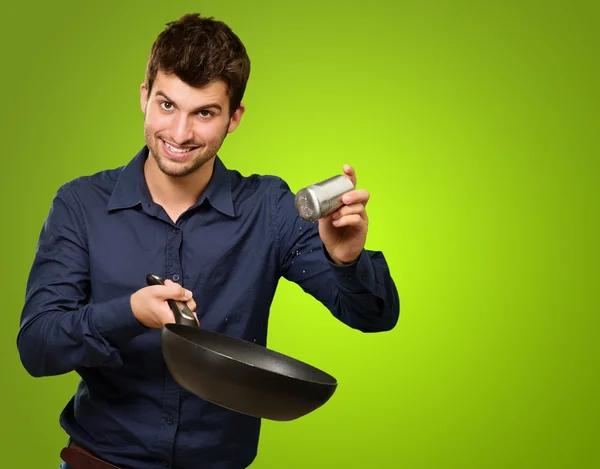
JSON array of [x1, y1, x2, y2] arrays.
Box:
[[319, 164, 370, 265]]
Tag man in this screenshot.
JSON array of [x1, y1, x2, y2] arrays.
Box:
[[17, 13, 399, 469]]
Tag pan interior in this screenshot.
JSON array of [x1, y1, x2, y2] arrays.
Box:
[[166, 325, 337, 386]]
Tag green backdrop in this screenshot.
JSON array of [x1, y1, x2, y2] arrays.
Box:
[[1, 0, 598, 467]]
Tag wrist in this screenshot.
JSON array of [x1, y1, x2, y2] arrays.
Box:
[[325, 247, 360, 266], [130, 292, 142, 321], [331, 255, 357, 266]]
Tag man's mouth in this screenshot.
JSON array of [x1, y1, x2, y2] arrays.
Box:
[[162, 139, 199, 155]]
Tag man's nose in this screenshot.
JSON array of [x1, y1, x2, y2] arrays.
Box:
[[171, 115, 194, 143]]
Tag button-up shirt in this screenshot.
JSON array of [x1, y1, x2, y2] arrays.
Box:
[[17, 147, 399, 469]]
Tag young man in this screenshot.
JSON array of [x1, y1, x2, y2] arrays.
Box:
[[17, 13, 399, 469]]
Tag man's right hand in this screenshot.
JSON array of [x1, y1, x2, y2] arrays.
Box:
[[130, 279, 197, 328]]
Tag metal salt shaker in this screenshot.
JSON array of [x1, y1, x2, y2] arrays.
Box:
[[294, 174, 355, 222]]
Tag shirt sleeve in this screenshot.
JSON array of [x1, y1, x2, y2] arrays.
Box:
[[17, 184, 148, 377], [272, 178, 400, 332]]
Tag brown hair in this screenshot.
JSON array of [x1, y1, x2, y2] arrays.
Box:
[[145, 13, 250, 115]]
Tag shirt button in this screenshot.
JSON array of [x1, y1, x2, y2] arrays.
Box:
[[173, 228, 179, 233], [167, 416, 174, 425], [172, 274, 180, 282], [343, 276, 352, 281]]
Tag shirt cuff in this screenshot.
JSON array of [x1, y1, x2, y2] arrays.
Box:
[[91, 295, 148, 347], [323, 247, 376, 293]]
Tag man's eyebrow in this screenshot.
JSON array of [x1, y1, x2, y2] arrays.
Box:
[[155, 91, 222, 112], [193, 103, 222, 112], [155, 90, 174, 102]]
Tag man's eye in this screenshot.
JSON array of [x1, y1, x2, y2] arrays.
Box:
[[160, 102, 173, 110], [198, 110, 212, 117]]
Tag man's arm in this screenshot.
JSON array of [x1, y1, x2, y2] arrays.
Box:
[[272, 177, 400, 332], [17, 185, 147, 377]]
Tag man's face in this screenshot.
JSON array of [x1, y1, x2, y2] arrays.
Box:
[[140, 71, 244, 177]]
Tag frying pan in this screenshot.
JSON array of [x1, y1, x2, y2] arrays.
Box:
[[146, 274, 338, 421]]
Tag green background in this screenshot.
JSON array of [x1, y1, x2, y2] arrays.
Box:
[[1, 0, 598, 467]]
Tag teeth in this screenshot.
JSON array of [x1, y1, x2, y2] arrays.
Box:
[[164, 141, 194, 153]]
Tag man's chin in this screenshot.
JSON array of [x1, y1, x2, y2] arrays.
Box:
[[156, 153, 212, 178], [159, 161, 195, 177]]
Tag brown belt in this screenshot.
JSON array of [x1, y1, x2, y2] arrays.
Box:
[[60, 440, 122, 469]]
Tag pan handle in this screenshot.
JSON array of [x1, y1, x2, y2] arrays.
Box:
[[146, 274, 198, 328]]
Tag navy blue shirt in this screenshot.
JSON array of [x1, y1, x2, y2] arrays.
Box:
[[17, 147, 399, 469]]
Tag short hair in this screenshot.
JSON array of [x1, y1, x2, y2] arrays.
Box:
[[145, 13, 251, 115]]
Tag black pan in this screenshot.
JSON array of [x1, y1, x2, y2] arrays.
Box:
[[146, 274, 338, 421]]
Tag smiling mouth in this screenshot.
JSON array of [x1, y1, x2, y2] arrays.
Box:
[[162, 139, 199, 155]]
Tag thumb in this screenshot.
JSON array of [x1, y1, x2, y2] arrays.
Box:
[[159, 279, 193, 301]]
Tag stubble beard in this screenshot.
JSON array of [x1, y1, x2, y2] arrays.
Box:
[[144, 122, 230, 178]]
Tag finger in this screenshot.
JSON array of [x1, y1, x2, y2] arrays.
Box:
[[157, 307, 176, 325], [193, 312, 200, 326], [159, 280, 193, 301], [163, 314, 176, 325], [332, 213, 366, 228], [331, 203, 367, 220], [186, 298, 197, 312], [179, 287, 193, 301], [342, 189, 370, 207], [343, 164, 356, 187]]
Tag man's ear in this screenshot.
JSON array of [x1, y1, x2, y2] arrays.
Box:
[[227, 103, 246, 133], [140, 83, 149, 113]]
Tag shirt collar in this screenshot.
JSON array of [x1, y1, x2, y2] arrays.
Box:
[[200, 154, 236, 217], [107, 146, 236, 218]]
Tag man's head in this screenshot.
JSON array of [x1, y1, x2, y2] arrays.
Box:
[[140, 13, 250, 178]]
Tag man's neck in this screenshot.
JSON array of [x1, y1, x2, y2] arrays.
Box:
[[144, 156, 215, 223]]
